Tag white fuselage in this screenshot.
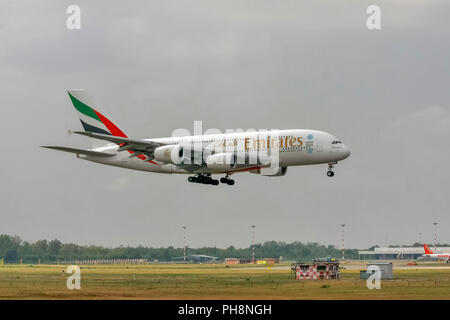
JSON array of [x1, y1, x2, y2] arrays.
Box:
[[423, 253, 450, 261], [79, 129, 351, 175]]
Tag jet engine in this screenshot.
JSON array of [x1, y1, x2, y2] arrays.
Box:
[[259, 166, 287, 177], [205, 153, 237, 170], [154, 145, 184, 165]]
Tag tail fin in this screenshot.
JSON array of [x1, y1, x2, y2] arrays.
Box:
[[67, 90, 127, 138], [424, 244, 434, 254]]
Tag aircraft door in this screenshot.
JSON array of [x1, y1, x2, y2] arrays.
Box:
[[315, 141, 323, 152]]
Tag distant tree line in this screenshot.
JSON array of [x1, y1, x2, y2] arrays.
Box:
[[0, 234, 370, 263]]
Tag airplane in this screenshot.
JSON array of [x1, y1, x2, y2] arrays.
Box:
[[171, 254, 219, 263], [312, 257, 339, 263], [422, 244, 450, 263], [42, 90, 351, 185]]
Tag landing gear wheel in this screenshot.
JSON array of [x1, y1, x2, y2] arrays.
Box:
[[219, 174, 235, 185], [190, 174, 228, 185], [220, 174, 234, 185], [188, 175, 202, 183], [226, 179, 235, 185], [204, 177, 212, 184], [327, 162, 336, 177]]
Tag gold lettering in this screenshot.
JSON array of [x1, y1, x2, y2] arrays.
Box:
[[289, 137, 296, 147], [297, 137, 303, 147]]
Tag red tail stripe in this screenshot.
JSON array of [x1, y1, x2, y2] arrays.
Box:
[[424, 245, 434, 254], [94, 110, 127, 138]]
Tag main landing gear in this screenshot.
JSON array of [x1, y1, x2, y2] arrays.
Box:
[[188, 174, 235, 185], [220, 174, 235, 185], [188, 174, 219, 185], [327, 162, 336, 177]]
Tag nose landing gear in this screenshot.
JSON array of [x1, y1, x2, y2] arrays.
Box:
[[188, 174, 219, 185], [327, 162, 336, 177]]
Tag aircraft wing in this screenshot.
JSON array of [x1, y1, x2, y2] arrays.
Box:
[[74, 131, 165, 155], [171, 256, 186, 261], [196, 255, 219, 259]]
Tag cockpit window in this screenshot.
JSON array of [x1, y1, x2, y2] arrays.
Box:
[[332, 141, 342, 144]]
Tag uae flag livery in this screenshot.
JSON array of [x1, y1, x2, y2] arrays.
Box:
[[68, 90, 127, 138]]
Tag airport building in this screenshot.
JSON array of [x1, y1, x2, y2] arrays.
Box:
[[225, 258, 251, 265], [225, 258, 280, 265], [358, 247, 450, 260]]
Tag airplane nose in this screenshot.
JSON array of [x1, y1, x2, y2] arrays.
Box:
[[341, 145, 351, 159]]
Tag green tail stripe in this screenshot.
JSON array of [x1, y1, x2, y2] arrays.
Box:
[[68, 93, 101, 122]]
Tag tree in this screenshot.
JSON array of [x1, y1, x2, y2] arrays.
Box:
[[48, 239, 62, 255], [33, 240, 48, 256], [0, 235, 22, 256]]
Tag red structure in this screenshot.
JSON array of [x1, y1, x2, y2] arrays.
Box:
[[225, 258, 252, 265], [291, 262, 340, 280]]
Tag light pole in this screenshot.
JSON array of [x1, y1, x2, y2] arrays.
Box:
[[419, 232, 422, 245], [182, 226, 187, 262], [433, 222, 438, 252], [341, 224, 346, 260], [251, 225, 256, 263]]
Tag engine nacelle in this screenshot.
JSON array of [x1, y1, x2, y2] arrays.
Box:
[[205, 153, 237, 171], [259, 166, 287, 177], [154, 145, 184, 165]]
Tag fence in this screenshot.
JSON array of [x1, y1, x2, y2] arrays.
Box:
[[3, 258, 148, 265]]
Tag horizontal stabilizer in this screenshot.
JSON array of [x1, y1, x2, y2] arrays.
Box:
[[41, 146, 116, 157], [73, 131, 165, 152]]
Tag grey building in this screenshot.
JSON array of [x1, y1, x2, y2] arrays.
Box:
[[358, 247, 450, 260]]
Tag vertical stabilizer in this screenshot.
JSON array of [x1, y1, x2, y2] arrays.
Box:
[[67, 90, 127, 138], [424, 244, 434, 254]]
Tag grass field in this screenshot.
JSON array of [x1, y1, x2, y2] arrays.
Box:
[[0, 261, 449, 299]]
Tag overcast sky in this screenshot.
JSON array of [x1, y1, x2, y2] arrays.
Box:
[[1, 0, 449, 249]]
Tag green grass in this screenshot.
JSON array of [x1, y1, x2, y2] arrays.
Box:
[[0, 262, 449, 299]]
